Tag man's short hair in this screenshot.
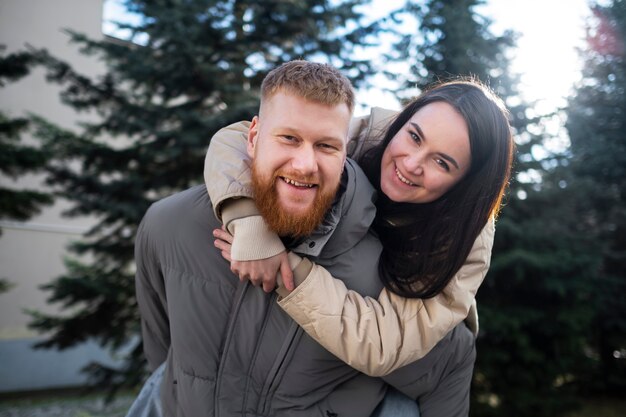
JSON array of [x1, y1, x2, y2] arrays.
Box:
[[261, 60, 355, 113]]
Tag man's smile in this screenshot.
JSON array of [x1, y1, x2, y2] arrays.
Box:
[[280, 176, 318, 189]]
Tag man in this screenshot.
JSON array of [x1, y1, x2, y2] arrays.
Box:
[[134, 61, 475, 417]]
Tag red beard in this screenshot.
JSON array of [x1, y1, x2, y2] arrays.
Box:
[[251, 164, 338, 238]]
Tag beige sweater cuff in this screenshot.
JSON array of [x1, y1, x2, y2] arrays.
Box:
[[222, 198, 261, 228], [221, 198, 285, 261], [229, 216, 286, 261]]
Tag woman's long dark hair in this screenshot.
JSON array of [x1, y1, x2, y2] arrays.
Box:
[[360, 79, 515, 299]]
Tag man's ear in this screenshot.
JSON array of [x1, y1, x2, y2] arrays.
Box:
[[247, 116, 259, 158]]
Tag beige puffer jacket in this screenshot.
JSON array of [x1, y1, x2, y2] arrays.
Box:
[[204, 108, 494, 376]]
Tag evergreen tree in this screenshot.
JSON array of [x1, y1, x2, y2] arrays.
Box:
[[397, 0, 516, 92], [392, 1, 597, 415], [0, 278, 14, 293], [476, 171, 601, 416], [0, 47, 52, 234], [27, 0, 381, 393], [565, 0, 626, 396]]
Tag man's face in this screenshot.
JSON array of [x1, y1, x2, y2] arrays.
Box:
[[248, 91, 351, 237]]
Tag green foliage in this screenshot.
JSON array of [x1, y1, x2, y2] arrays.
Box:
[[468, 0, 626, 414], [565, 0, 626, 396], [0, 47, 52, 234], [27, 0, 382, 394], [0, 278, 15, 293], [476, 175, 602, 416], [397, 0, 517, 92]]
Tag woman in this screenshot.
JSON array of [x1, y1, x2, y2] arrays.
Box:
[[209, 78, 514, 377]]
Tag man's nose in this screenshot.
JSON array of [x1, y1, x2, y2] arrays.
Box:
[[291, 146, 318, 174]]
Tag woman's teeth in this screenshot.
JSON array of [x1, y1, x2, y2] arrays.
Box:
[[395, 167, 416, 186]]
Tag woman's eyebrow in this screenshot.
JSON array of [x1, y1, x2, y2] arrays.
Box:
[[409, 122, 425, 140]]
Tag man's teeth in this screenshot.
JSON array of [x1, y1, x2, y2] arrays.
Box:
[[395, 168, 416, 186], [283, 177, 315, 188]]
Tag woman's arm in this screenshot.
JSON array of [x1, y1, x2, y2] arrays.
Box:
[[213, 219, 494, 376], [204, 121, 253, 219], [277, 219, 495, 377]]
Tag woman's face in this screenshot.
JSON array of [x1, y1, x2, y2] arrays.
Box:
[[380, 101, 471, 204]]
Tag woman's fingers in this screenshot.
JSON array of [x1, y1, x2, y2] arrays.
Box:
[[213, 227, 233, 244], [213, 237, 232, 262]]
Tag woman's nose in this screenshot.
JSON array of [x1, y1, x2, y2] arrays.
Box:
[[404, 153, 424, 175]]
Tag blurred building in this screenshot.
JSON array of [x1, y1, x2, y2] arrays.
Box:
[[0, 0, 123, 393]]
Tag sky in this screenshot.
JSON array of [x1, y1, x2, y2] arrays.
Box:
[[353, 0, 592, 114], [103, 0, 592, 116], [479, 0, 591, 113]]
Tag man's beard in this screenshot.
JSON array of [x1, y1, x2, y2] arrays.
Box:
[[251, 164, 338, 239]]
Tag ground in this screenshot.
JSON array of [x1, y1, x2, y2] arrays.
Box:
[[0, 391, 135, 417], [0, 392, 624, 417]]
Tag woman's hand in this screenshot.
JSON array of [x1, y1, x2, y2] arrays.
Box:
[[213, 227, 294, 293]]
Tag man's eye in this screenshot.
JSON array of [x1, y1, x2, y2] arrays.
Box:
[[318, 143, 338, 151], [282, 135, 296, 142]]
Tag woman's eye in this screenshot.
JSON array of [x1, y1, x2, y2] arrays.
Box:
[[409, 131, 421, 144], [435, 158, 450, 171]]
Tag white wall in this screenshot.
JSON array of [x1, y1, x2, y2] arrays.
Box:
[[0, 0, 116, 392], [0, 0, 104, 337]]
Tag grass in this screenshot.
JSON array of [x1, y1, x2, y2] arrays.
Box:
[[564, 397, 626, 417]]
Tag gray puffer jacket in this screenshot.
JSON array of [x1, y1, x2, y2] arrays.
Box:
[[135, 159, 475, 417], [136, 159, 387, 417]]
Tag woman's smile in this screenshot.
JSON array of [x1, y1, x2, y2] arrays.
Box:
[[394, 165, 418, 187]]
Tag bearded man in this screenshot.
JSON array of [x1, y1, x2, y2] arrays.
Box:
[[134, 61, 390, 417], [132, 61, 471, 417]]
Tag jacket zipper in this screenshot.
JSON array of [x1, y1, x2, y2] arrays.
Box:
[[257, 303, 302, 415], [214, 282, 250, 417]]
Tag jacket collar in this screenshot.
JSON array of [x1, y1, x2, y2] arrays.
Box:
[[290, 158, 377, 259]]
